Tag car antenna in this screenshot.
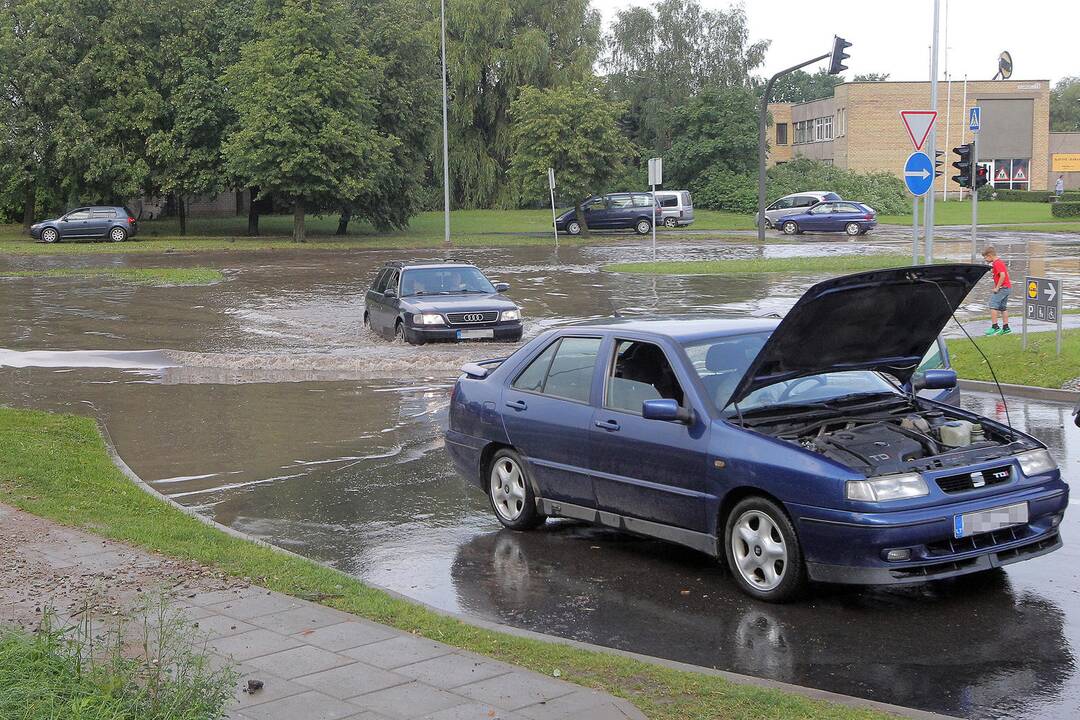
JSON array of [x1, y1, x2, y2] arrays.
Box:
[[917, 275, 1011, 428]]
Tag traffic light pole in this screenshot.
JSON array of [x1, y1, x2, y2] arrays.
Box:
[[970, 135, 979, 262]]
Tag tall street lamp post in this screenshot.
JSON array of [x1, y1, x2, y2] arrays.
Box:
[[440, 0, 450, 245]]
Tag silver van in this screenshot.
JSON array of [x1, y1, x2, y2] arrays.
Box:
[[755, 191, 840, 228], [654, 190, 694, 228]]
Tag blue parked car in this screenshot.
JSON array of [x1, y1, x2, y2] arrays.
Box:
[[555, 193, 662, 236], [777, 200, 877, 237], [447, 265, 1067, 602], [29, 206, 138, 243]]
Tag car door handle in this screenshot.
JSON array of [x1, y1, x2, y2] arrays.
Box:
[[594, 419, 620, 431], [505, 399, 527, 411]]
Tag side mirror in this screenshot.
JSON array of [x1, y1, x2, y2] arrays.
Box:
[[913, 369, 958, 391], [61, 218, 69, 222], [494, 282, 510, 293], [642, 399, 694, 424], [383, 288, 397, 299]]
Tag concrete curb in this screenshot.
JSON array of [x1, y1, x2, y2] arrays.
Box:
[[99, 423, 957, 720], [959, 378, 1080, 403]]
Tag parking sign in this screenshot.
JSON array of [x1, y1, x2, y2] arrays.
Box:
[[1022, 276, 1063, 355]]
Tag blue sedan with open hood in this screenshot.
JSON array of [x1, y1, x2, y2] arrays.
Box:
[[446, 265, 1067, 601]]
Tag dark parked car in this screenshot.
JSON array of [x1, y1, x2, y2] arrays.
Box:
[[555, 193, 661, 236], [776, 201, 877, 236], [29, 206, 138, 243], [447, 265, 1067, 602], [364, 262, 522, 345]]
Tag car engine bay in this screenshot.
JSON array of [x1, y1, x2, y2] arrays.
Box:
[[750, 400, 1039, 476]]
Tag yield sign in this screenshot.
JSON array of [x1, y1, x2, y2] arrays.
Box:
[[900, 110, 938, 150]]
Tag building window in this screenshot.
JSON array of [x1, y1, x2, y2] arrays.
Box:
[[991, 158, 1030, 190], [776, 123, 788, 145], [823, 116, 832, 140], [836, 108, 845, 137]]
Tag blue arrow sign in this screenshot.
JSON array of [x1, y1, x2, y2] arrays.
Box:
[[904, 152, 934, 196], [969, 106, 981, 132]]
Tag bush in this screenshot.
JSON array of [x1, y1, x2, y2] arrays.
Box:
[[690, 169, 757, 213], [765, 158, 910, 215], [992, 189, 1051, 202], [1051, 201, 1080, 217], [977, 183, 996, 201]]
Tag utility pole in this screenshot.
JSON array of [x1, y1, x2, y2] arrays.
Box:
[[924, 0, 941, 262], [942, 0, 951, 201], [440, 0, 451, 245]]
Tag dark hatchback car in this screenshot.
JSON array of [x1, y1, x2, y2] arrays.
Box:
[[447, 265, 1067, 602], [776, 201, 877, 236], [30, 206, 138, 243], [555, 193, 662, 236], [364, 262, 522, 345]]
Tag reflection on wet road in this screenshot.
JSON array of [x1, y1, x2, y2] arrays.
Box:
[[2, 234, 1079, 719]]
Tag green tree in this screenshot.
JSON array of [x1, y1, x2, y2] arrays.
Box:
[[604, 0, 767, 154], [853, 72, 890, 82], [766, 68, 841, 103], [1051, 76, 1080, 132], [665, 86, 758, 187], [443, 0, 601, 208], [508, 83, 635, 233], [222, 0, 394, 242]]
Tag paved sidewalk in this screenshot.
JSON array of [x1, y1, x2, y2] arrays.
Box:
[[1, 504, 644, 720]]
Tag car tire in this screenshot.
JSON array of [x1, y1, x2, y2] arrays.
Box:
[[664, 217, 678, 228], [109, 226, 128, 242], [781, 221, 799, 235], [724, 496, 806, 603], [487, 448, 545, 530], [566, 220, 582, 236], [635, 218, 652, 235], [845, 222, 861, 236], [395, 320, 424, 346], [41, 227, 59, 244]]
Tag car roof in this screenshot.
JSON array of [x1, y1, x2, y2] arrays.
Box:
[[381, 261, 478, 270], [560, 317, 780, 343]]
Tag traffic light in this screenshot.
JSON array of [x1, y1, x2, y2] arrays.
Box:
[[951, 143, 973, 188], [974, 164, 989, 189], [828, 36, 852, 75], [934, 150, 944, 178]]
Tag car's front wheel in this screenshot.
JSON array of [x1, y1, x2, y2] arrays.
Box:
[[724, 496, 806, 602], [566, 220, 582, 236], [845, 222, 861, 236], [41, 227, 59, 243], [109, 226, 128, 242], [664, 217, 678, 228], [635, 218, 652, 235], [781, 221, 800, 235], [488, 449, 545, 530]]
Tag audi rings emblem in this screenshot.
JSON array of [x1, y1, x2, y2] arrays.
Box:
[[462, 313, 485, 322]]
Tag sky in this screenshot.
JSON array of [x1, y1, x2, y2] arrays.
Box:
[[590, 0, 1076, 86]]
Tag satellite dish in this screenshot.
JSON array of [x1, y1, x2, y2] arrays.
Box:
[[995, 51, 1013, 80]]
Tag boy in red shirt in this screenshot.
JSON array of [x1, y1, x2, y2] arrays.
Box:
[[982, 246, 1011, 335]]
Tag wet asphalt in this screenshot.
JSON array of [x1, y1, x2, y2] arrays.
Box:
[[1, 229, 1079, 718]]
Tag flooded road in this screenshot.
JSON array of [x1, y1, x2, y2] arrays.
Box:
[[2, 233, 1080, 718]]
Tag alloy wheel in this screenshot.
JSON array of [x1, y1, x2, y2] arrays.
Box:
[[731, 509, 788, 591], [490, 457, 527, 522], [636, 219, 651, 235], [845, 222, 860, 236], [109, 227, 126, 242], [782, 221, 798, 235], [664, 217, 677, 228], [567, 221, 581, 235], [42, 228, 58, 243]]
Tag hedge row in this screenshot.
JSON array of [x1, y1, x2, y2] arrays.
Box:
[[990, 189, 1080, 203], [1051, 202, 1080, 218]]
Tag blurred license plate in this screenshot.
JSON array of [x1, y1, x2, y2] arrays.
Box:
[[457, 329, 494, 339], [954, 502, 1028, 539]]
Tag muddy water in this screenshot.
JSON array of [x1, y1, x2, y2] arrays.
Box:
[[2, 235, 1080, 719]]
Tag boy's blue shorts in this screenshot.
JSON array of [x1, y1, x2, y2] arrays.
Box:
[[989, 288, 1010, 311]]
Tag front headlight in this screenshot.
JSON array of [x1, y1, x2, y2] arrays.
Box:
[[1017, 449, 1057, 477], [846, 472, 929, 502], [500, 309, 521, 322], [417, 313, 443, 325]]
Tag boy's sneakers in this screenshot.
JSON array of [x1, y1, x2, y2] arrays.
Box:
[[1001, 325, 1012, 335], [984, 326, 1001, 336]]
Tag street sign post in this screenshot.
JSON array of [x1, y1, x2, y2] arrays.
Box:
[[904, 152, 935, 196], [1022, 276, 1063, 355], [970, 107, 980, 262], [547, 168, 558, 248], [901, 111, 938, 264], [648, 157, 662, 259]]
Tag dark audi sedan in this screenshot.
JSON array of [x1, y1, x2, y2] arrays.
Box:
[[364, 262, 522, 345], [30, 206, 138, 243], [447, 265, 1067, 601]]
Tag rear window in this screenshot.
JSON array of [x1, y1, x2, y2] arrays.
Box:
[[681, 192, 692, 206], [512, 337, 601, 404]]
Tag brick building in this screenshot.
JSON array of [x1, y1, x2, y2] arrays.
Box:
[[768, 79, 1052, 193]]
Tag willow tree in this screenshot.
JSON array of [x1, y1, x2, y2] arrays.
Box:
[[442, 0, 601, 208]]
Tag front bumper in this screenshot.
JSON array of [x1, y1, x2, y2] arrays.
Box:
[[408, 320, 522, 343], [791, 479, 1068, 585]]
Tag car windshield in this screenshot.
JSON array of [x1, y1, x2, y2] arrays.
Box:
[[400, 267, 495, 296], [682, 332, 899, 415]]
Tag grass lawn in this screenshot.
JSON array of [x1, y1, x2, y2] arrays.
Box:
[[878, 200, 1070, 226], [0, 267, 223, 286], [605, 254, 915, 275], [946, 329, 1080, 388], [993, 222, 1080, 233], [0, 407, 889, 720]]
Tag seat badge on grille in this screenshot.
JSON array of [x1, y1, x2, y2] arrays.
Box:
[[970, 472, 986, 488]]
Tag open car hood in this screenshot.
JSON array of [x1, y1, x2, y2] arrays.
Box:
[[727, 264, 988, 406]]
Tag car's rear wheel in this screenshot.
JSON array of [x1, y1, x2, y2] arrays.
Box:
[[109, 226, 127, 242], [566, 220, 582, 236], [781, 221, 799, 235], [41, 227, 59, 243], [845, 222, 861, 236], [664, 217, 678, 228], [724, 496, 805, 602], [488, 449, 545, 530], [635, 218, 652, 235]]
